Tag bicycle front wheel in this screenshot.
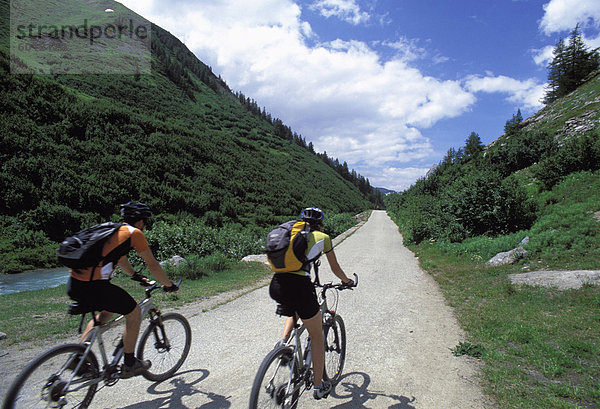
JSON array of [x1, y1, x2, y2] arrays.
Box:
[[2, 343, 99, 409], [137, 312, 192, 381], [249, 346, 299, 409], [323, 314, 346, 384]]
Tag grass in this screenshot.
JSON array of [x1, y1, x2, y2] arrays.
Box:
[[9, 0, 151, 74], [0, 261, 272, 347], [397, 170, 600, 407], [414, 244, 600, 408], [525, 71, 600, 137], [434, 170, 600, 270]]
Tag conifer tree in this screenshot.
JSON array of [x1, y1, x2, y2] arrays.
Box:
[[504, 109, 523, 135], [544, 25, 600, 104], [464, 131, 484, 159]]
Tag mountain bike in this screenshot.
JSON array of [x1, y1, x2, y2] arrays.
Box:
[[2, 277, 192, 409], [249, 270, 358, 408]]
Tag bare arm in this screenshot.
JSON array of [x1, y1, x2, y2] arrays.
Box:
[[137, 249, 174, 287], [117, 257, 136, 276], [325, 250, 352, 284]]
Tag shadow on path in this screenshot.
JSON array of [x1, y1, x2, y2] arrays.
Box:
[[329, 372, 416, 409], [118, 369, 231, 409]]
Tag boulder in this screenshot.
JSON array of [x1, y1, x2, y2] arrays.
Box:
[[241, 254, 270, 265], [487, 247, 527, 266], [160, 255, 187, 267]]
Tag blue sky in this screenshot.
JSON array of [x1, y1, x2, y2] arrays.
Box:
[[117, 0, 600, 191]]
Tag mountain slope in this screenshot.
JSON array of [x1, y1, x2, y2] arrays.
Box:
[[0, 0, 375, 243], [384, 69, 600, 262]]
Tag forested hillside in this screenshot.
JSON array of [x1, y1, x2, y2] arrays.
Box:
[[384, 35, 600, 407], [0, 0, 379, 273], [385, 69, 600, 268]]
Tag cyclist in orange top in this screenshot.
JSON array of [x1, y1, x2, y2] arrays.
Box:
[[67, 202, 177, 378]]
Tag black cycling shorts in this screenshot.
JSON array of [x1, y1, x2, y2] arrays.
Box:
[[67, 278, 137, 315], [269, 273, 319, 320]]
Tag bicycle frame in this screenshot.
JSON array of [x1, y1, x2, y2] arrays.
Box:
[[249, 270, 356, 408], [277, 270, 349, 402], [3, 277, 192, 409], [62, 284, 162, 394]]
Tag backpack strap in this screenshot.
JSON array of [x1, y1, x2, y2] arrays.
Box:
[[85, 236, 132, 281]]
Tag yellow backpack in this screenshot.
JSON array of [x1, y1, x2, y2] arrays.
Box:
[[265, 220, 310, 272]]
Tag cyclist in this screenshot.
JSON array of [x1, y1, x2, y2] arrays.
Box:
[[66, 201, 178, 378], [269, 207, 354, 400]]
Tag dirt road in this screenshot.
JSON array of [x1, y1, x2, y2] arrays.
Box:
[[1, 210, 494, 408]]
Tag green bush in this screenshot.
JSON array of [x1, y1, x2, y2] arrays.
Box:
[[533, 131, 600, 189], [387, 167, 536, 244], [526, 172, 600, 267], [434, 231, 530, 262], [167, 252, 232, 280], [127, 217, 264, 268], [0, 218, 58, 274], [202, 251, 231, 272], [323, 212, 355, 238]]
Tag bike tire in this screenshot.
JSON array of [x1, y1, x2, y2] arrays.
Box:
[[323, 314, 346, 384], [249, 346, 300, 409], [137, 312, 192, 381], [2, 343, 99, 409]]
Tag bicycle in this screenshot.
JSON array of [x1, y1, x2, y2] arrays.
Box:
[[2, 277, 192, 409], [249, 269, 358, 409]]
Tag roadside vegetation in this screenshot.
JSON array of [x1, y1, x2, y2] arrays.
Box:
[[385, 33, 600, 408], [0, 0, 380, 274], [403, 171, 600, 408], [0, 211, 363, 346], [0, 260, 272, 347]]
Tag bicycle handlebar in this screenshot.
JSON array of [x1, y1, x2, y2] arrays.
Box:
[[317, 273, 358, 291], [144, 276, 182, 297]]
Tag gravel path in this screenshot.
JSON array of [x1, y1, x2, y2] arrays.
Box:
[[1, 210, 495, 408]]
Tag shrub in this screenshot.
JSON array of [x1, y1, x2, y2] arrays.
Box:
[[323, 212, 355, 238], [440, 168, 536, 241], [533, 131, 600, 189], [202, 251, 231, 272], [170, 252, 232, 280], [19, 202, 84, 241], [434, 231, 530, 262], [0, 218, 58, 274], [128, 217, 264, 267]]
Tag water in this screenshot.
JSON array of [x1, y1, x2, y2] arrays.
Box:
[[0, 268, 70, 296]]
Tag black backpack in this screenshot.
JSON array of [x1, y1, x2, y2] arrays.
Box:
[[57, 222, 123, 270]]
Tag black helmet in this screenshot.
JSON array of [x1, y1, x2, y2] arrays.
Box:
[[120, 201, 152, 223], [300, 207, 324, 224]]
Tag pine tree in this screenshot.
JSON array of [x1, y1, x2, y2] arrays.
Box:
[[544, 25, 600, 104], [504, 109, 523, 136], [464, 132, 484, 158], [544, 38, 566, 104]]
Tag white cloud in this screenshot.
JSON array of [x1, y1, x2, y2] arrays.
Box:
[[117, 0, 477, 191], [309, 0, 370, 25], [381, 37, 427, 62], [465, 75, 545, 110], [374, 167, 432, 192], [584, 32, 600, 48], [534, 0, 600, 68], [539, 0, 600, 34], [532, 45, 555, 67]]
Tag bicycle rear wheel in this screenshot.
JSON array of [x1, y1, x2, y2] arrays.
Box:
[[323, 314, 346, 384], [137, 312, 192, 381], [2, 343, 99, 409], [249, 346, 299, 409]]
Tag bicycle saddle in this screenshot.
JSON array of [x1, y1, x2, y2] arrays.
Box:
[[68, 302, 96, 315]]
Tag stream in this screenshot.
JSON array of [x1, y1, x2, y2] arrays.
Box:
[[0, 268, 70, 296]]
